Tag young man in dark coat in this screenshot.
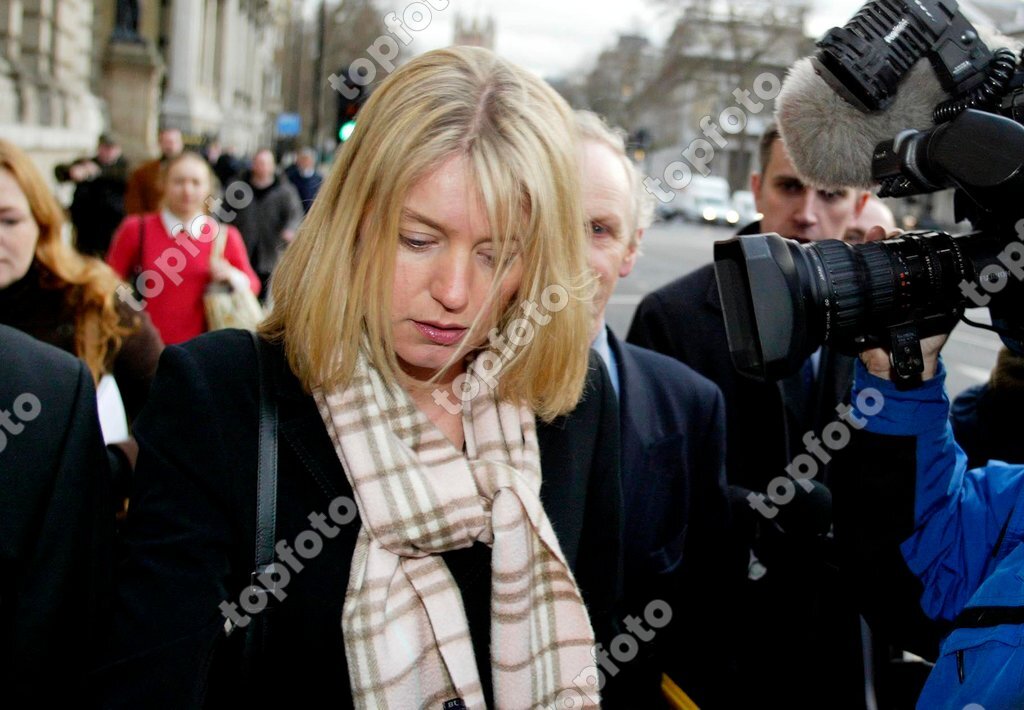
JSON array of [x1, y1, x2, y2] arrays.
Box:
[[577, 110, 734, 707], [627, 124, 874, 707], [0, 325, 113, 706]]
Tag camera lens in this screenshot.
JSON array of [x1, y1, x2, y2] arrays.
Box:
[[713, 231, 995, 380], [803, 232, 969, 351]]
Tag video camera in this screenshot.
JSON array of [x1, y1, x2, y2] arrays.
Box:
[[713, 0, 1024, 382]]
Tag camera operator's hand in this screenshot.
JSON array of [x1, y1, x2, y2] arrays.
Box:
[[856, 226, 952, 381], [860, 334, 948, 381]]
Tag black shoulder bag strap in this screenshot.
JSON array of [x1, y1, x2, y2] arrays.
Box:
[[242, 330, 279, 668], [130, 216, 146, 300]]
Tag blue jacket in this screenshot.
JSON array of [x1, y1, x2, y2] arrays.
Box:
[[853, 360, 1024, 709]]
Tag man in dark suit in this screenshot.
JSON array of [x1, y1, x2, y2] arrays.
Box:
[[577, 111, 733, 707], [627, 125, 873, 707], [0, 325, 113, 706]]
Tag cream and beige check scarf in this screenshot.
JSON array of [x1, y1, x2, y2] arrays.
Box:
[[313, 351, 600, 709]]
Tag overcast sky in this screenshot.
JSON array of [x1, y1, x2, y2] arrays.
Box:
[[323, 0, 870, 80]]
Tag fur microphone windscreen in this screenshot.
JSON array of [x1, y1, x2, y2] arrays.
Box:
[[775, 58, 946, 191], [775, 27, 1021, 191]]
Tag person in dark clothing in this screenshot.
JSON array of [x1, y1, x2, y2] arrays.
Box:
[[211, 144, 245, 190], [233, 148, 303, 296], [951, 347, 1024, 468], [0, 325, 114, 707], [577, 109, 734, 707], [95, 47, 625, 708], [284, 147, 324, 214], [54, 133, 128, 258], [0, 138, 163, 516], [627, 124, 877, 708]]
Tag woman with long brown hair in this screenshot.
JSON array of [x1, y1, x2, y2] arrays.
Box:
[[0, 138, 162, 468]]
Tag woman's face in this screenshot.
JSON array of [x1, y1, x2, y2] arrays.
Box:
[[0, 168, 39, 289], [390, 155, 523, 384], [164, 157, 210, 218]]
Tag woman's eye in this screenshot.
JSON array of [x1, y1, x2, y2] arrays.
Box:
[[400, 235, 432, 250], [480, 248, 519, 268], [0, 218, 20, 227], [591, 222, 608, 236]]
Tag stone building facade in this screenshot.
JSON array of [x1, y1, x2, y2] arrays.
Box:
[[0, 0, 107, 179], [0, 0, 295, 182]]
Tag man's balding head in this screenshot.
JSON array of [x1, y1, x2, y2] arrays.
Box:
[[844, 196, 897, 243]]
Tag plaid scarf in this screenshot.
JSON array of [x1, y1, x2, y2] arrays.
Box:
[[314, 352, 600, 709]]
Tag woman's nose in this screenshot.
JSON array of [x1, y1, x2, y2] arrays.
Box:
[[430, 251, 471, 312]]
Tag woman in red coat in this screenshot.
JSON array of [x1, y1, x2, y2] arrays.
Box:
[[107, 151, 260, 344]]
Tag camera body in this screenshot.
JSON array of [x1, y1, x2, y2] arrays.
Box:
[[714, 0, 1024, 382]]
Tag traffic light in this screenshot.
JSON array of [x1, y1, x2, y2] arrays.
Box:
[[629, 128, 652, 162], [336, 72, 366, 143], [339, 119, 357, 142]]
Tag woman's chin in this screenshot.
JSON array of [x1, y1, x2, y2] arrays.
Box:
[[396, 349, 463, 385]]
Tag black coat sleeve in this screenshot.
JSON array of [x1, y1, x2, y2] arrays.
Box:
[[94, 343, 252, 709], [831, 429, 945, 660], [1, 352, 112, 706], [666, 386, 739, 708]]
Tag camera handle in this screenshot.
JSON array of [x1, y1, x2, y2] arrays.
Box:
[[887, 322, 925, 382]]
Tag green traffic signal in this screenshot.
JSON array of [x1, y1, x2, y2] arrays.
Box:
[[339, 119, 357, 142]]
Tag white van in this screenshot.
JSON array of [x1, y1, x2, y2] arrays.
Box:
[[679, 176, 733, 225]]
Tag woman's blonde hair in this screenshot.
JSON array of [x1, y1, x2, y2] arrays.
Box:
[[0, 139, 136, 383], [262, 46, 593, 420]]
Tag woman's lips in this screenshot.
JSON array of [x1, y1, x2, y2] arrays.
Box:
[[413, 321, 468, 346]]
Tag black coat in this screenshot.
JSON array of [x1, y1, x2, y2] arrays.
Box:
[[626, 253, 868, 708], [55, 155, 128, 258], [0, 325, 112, 706], [950, 382, 1024, 469], [626, 258, 855, 496], [606, 329, 734, 707], [95, 330, 623, 708]]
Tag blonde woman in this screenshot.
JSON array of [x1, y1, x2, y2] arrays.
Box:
[[106, 151, 260, 345], [97, 47, 623, 708]]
